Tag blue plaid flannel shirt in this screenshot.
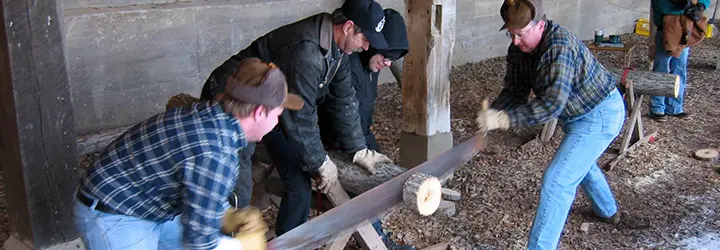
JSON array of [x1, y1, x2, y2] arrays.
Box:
[[491, 20, 617, 127], [80, 101, 247, 249]]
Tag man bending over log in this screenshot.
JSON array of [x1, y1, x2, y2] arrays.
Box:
[[317, 8, 416, 250], [474, 0, 649, 249], [73, 58, 303, 249], [199, 0, 394, 237]]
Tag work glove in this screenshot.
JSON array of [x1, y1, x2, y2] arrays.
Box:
[[315, 156, 339, 194], [684, 3, 705, 22], [475, 108, 510, 134], [352, 148, 393, 174], [221, 206, 268, 250]]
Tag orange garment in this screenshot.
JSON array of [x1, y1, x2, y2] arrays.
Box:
[[662, 14, 708, 58]]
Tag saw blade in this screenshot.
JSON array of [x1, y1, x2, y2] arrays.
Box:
[[266, 134, 488, 250]]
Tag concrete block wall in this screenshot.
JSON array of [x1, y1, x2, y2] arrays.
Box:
[[62, 0, 716, 134]]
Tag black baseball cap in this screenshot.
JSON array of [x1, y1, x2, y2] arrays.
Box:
[[342, 0, 389, 50]]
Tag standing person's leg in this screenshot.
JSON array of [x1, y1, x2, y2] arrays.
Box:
[[261, 127, 313, 236], [527, 90, 625, 250], [231, 142, 256, 208], [649, 30, 672, 121], [356, 74, 382, 152], [665, 47, 690, 116], [73, 191, 161, 249]]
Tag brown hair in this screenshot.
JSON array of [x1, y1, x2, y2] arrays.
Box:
[[221, 58, 280, 118]]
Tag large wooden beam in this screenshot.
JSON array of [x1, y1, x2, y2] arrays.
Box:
[[0, 0, 82, 249], [400, 0, 456, 169]]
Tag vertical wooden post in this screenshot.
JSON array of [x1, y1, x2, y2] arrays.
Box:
[[400, 0, 456, 169], [1, 0, 82, 249], [648, 2, 656, 70]]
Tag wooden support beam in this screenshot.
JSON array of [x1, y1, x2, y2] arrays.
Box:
[[400, 0, 456, 169], [0, 0, 82, 249]]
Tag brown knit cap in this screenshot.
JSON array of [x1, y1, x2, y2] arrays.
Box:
[[225, 58, 304, 110], [499, 0, 545, 31]]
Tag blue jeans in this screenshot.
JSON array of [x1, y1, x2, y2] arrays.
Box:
[[527, 90, 625, 250], [73, 190, 183, 249], [650, 30, 689, 115]]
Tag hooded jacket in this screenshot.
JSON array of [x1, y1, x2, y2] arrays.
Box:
[[200, 13, 366, 171]]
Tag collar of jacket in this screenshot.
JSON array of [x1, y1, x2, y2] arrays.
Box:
[[528, 19, 555, 57], [319, 14, 335, 58]]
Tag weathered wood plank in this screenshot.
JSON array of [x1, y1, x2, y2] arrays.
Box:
[[401, 0, 455, 136], [400, 0, 456, 169], [0, 0, 80, 248]]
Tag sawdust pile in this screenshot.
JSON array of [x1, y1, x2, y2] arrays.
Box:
[[374, 33, 720, 249]]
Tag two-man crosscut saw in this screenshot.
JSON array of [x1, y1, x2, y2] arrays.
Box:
[[266, 134, 488, 250]]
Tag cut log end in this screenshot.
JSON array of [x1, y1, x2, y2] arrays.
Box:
[[402, 173, 442, 216], [694, 148, 719, 161]]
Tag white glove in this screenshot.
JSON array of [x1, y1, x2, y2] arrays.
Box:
[[352, 148, 393, 174], [316, 156, 339, 194], [476, 108, 510, 134]]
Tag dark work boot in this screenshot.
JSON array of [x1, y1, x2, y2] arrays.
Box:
[[602, 211, 651, 230], [580, 208, 650, 230]]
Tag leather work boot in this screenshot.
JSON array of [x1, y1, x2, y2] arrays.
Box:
[[602, 211, 651, 230], [579, 208, 650, 230]]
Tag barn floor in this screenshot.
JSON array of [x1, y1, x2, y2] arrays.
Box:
[[0, 32, 718, 250]]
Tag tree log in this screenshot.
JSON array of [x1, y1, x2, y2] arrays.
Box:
[[402, 173, 442, 216], [253, 142, 409, 196], [608, 68, 679, 98]]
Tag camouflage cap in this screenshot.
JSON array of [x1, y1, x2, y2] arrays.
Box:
[[499, 0, 545, 31]]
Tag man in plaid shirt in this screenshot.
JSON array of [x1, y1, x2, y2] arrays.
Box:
[[476, 1, 647, 249], [73, 58, 303, 250]]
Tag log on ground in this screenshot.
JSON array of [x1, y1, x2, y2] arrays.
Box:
[[608, 68, 679, 97]]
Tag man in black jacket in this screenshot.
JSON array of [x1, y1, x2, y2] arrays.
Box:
[[319, 8, 408, 153], [318, 8, 413, 249], [200, 0, 395, 236]]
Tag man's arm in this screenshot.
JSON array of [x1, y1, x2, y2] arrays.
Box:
[[275, 55, 330, 172], [504, 43, 574, 128], [181, 153, 237, 249], [491, 46, 532, 111], [325, 55, 367, 154]]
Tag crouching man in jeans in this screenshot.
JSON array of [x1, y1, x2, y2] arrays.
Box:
[[476, 1, 648, 249], [73, 57, 303, 250]]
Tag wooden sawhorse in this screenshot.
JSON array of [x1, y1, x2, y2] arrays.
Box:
[[537, 79, 656, 171]]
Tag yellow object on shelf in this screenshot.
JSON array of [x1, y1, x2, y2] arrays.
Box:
[[706, 23, 714, 38], [635, 18, 650, 36]]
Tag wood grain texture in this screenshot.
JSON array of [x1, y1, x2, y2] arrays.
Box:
[[266, 134, 487, 250], [0, 0, 80, 247], [609, 68, 679, 98], [401, 0, 455, 136]]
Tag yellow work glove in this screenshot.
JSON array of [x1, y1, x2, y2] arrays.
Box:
[[475, 108, 510, 134], [221, 207, 268, 250], [352, 148, 393, 174], [316, 156, 339, 194]]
